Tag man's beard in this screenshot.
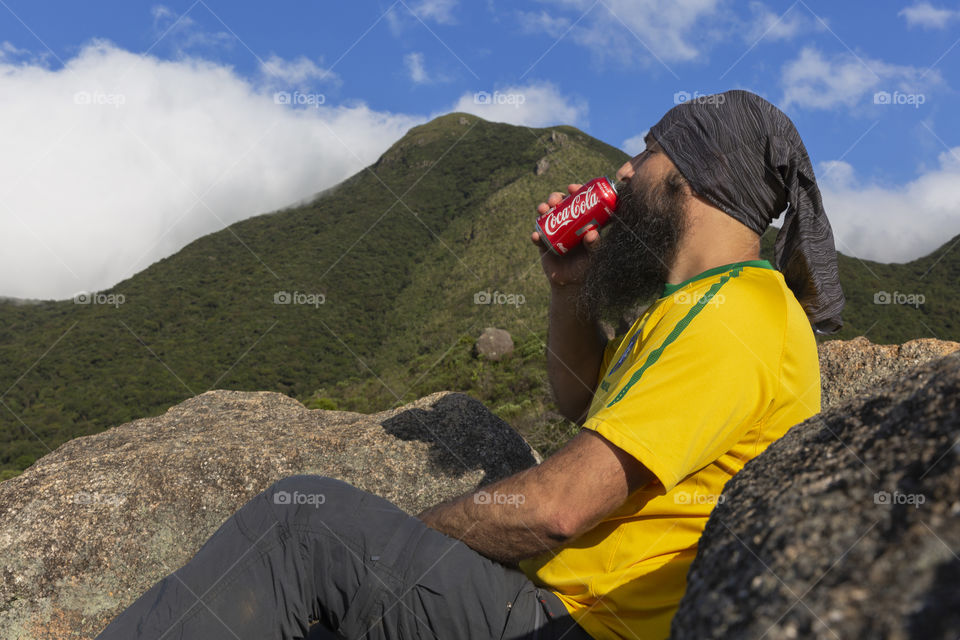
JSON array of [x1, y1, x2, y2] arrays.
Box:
[[576, 169, 688, 326]]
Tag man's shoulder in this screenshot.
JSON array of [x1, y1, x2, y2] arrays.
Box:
[[600, 263, 811, 391], [656, 263, 793, 336]]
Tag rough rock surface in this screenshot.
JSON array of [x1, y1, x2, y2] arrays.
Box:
[[671, 351, 960, 639], [0, 390, 539, 640], [817, 336, 959, 410], [4, 336, 959, 639], [474, 326, 515, 361]]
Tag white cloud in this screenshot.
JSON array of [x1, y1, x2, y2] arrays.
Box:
[[388, 0, 458, 34], [536, 0, 723, 64], [516, 10, 572, 38], [0, 40, 425, 300], [413, 0, 459, 24], [149, 4, 233, 54], [817, 160, 856, 188], [622, 130, 648, 155], [405, 52, 430, 84], [899, 2, 960, 28], [260, 54, 337, 86], [0, 40, 50, 66], [150, 4, 176, 23], [0, 40, 30, 59], [817, 150, 960, 263], [781, 47, 939, 110], [449, 82, 587, 127], [744, 1, 825, 42]]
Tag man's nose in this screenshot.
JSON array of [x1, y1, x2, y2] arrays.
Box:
[[616, 149, 651, 183], [615, 159, 634, 183]]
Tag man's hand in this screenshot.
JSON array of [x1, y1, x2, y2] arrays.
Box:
[[531, 183, 603, 289], [533, 183, 609, 424]]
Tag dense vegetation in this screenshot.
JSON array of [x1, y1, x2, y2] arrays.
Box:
[[0, 114, 955, 480]]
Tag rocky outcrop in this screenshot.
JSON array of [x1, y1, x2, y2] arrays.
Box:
[[3, 336, 959, 639], [0, 390, 539, 640], [817, 336, 960, 410], [474, 326, 515, 361], [671, 350, 960, 639]]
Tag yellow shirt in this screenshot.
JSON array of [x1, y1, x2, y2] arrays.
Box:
[[519, 259, 821, 640]]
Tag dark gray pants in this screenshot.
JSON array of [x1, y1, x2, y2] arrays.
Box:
[[96, 475, 595, 640]]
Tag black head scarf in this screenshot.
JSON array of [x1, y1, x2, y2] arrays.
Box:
[[648, 89, 845, 334]]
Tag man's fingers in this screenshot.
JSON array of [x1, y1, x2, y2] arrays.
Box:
[[531, 232, 549, 257], [546, 191, 565, 207], [542, 185, 584, 210], [582, 228, 601, 250]]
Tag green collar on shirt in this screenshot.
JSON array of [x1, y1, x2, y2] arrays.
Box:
[[660, 259, 774, 298]]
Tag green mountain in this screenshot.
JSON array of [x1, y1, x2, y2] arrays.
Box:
[[1, 113, 956, 479]]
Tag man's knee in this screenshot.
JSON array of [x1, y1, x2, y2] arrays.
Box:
[[264, 475, 409, 540], [266, 475, 373, 524], [268, 475, 353, 506]]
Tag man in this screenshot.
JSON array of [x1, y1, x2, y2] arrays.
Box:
[[97, 89, 844, 640]]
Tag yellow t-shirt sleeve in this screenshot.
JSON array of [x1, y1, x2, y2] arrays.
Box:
[[583, 300, 783, 493]]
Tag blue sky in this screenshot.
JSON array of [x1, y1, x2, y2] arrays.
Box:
[[0, 0, 958, 298]]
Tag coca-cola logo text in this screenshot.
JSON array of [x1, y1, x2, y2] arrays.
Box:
[[543, 185, 599, 235]]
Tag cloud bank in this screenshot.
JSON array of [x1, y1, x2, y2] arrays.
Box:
[[0, 42, 592, 299], [0, 41, 424, 300], [1, 34, 953, 300], [819, 148, 960, 264]]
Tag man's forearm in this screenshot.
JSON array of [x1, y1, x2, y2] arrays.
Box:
[[546, 285, 607, 424], [416, 468, 568, 565]]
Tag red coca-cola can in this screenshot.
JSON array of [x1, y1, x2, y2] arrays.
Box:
[[535, 177, 619, 255]]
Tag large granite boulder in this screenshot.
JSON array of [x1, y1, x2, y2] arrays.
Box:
[[671, 350, 960, 639], [817, 336, 959, 410], [0, 390, 540, 640]]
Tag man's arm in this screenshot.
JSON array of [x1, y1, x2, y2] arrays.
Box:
[[420, 188, 638, 565], [531, 183, 609, 425], [546, 285, 608, 424], [417, 429, 653, 565]]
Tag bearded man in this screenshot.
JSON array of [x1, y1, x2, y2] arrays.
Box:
[[97, 89, 843, 640]]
